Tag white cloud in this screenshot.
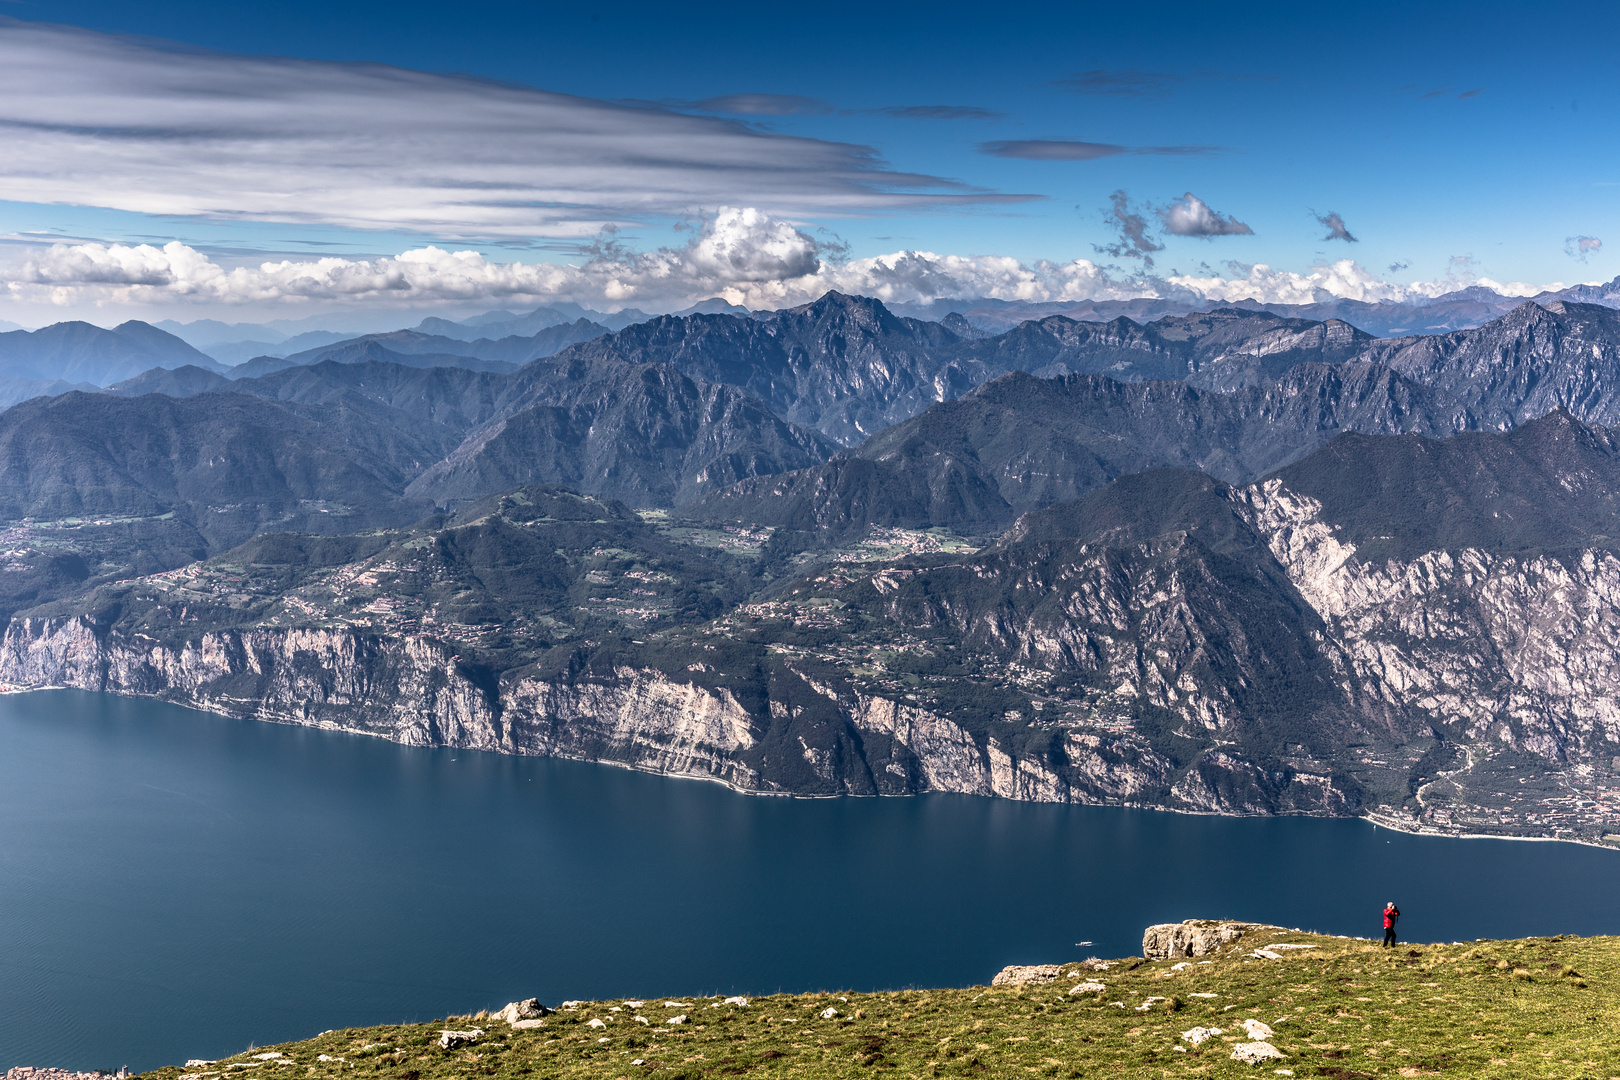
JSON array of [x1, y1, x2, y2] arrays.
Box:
[[9, 209, 835, 308], [0, 18, 1007, 239], [1158, 193, 1253, 237], [1566, 236, 1603, 262], [2, 209, 1572, 314], [1163, 259, 1558, 305]]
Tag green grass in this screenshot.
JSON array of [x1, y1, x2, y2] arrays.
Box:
[[140, 929, 1620, 1080]]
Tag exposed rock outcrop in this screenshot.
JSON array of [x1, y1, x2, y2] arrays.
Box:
[[1142, 920, 1271, 960], [498, 999, 551, 1025], [1229, 1041, 1285, 1065], [991, 964, 1066, 987]]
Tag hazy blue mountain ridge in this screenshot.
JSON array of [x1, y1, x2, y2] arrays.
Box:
[[0, 320, 223, 384]]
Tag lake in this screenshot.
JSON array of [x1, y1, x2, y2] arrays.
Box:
[[4, 690, 1619, 1071]]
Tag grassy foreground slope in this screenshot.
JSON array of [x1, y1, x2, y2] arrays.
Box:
[[143, 929, 1620, 1080]]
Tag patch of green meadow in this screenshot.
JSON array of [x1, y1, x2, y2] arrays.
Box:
[[141, 929, 1620, 1080]]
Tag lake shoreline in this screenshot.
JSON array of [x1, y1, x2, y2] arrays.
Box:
[[7, 688, 1620, 1071], [2, 683, 1606, 848]]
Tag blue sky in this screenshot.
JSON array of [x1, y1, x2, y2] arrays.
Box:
[[0, 0, 1615, 323]]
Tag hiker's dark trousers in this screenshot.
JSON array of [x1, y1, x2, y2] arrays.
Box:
[[1383, 928, 1398, 947]]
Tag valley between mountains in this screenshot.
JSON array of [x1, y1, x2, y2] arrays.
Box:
[[6, 289, 1620, 842]]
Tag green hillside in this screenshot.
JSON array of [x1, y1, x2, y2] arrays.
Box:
[[140, 927, 1620, 1080]]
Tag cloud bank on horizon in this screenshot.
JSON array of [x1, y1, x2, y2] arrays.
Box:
[[0, 15, 1602, 321], [8, 207, 1563, 314]]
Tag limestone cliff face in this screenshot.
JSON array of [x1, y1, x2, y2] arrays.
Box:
[[1242, 481, 1620, 763], [502, 669, 764, 790], [0, 612, 1361, 814], [0, 617, 1157, 806], [0, 618, 775, 788], [0, 617, 501, 745]]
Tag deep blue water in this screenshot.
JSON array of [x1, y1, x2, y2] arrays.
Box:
[[4, 690, 1620, 1071]]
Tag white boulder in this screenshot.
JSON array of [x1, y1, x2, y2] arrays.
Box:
[[437, 1029, 482, 1050], [1230, 1042, 1285, 1064], [1241, 1019, 1274, 1040], [499, 999, 552, 1025], [1180, 1027, 1222, 1046]]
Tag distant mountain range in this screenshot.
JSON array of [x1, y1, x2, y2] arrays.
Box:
[[14, 291, 1620, 540], [158, 301, 656, 364], [889, 274, 1620, 337], [228, 319, 612, 378], [0, 319, 221, 389], [8, 272, 1617, 394], [9, 286, 1620, 840]]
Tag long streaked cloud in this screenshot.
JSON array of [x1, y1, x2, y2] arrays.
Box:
[[873, 105, 1003, 120], [979, 139, 1218, 160], [682, 95, 1003, 121], [4, 207, 1562, 314], [1052, 69, 1273, 99], [689, 93, 838, 115], [0, 18, 1021, 239]]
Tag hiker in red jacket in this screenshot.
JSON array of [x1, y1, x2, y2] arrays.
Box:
[[1382, 901, 1400, 947]]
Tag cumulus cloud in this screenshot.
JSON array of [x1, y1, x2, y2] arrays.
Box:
[[1, 207, 1574, 315], [0, 19, 1018, 239], [1166, 258, 1555, 306], [1315, 211, 1357, 242], [1159, 193, 1254, 238], [10, 208, 835, 308], [980, 140, 1218, 160], [1566, 236, 1603, 262]]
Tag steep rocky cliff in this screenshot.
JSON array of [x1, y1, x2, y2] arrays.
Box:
[[8, 416, 1620, 840], [0, 615, 1218, 809]]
